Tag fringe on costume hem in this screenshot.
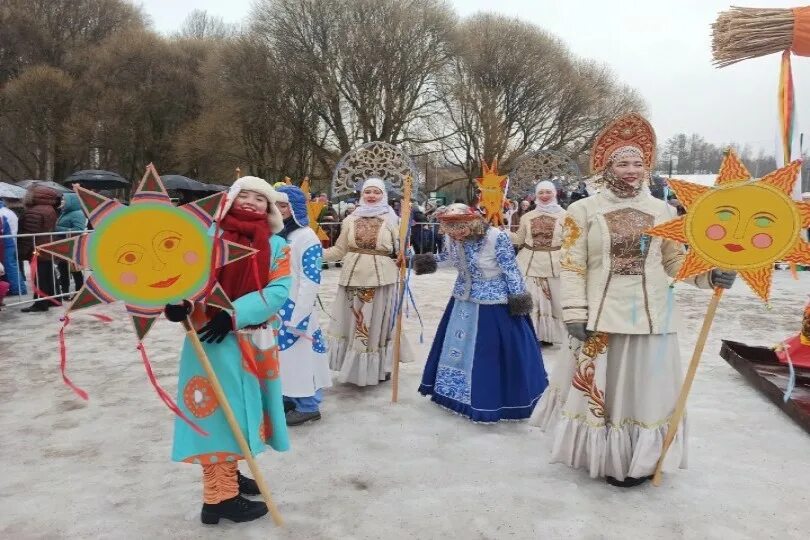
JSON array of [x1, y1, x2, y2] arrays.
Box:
[[418, 384, 539, 423], [550, 413, 687, 481]]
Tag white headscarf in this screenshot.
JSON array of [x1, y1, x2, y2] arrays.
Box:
[[534, 180, 563, 213], [351, 177, 399, 226]]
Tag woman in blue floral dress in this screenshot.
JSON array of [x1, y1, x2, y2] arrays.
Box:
[[413, 204, 548, 422]]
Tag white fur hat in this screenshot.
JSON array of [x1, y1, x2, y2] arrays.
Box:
[[218, 176, 284, 233]]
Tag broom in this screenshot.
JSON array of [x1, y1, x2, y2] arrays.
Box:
[[712, 5, 810, 67]]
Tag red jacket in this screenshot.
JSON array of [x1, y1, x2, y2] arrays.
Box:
[[18, 185, 62, 261]]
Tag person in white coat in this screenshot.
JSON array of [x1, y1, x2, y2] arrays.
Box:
[[548, 113, 736, 487], [275, 185, 332, 426]]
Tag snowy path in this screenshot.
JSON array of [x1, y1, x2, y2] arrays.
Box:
[[1, 269, 809, 539]]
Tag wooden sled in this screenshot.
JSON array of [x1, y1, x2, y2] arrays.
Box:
[[720, 340, 810, 435]]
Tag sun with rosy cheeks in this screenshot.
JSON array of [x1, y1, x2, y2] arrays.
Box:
[[647, 150, 810, 302], [90, 205, 210, 306], [37, 164, 256, 340]]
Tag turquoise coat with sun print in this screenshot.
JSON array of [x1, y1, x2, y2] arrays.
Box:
[[171, 235, 292, 464]]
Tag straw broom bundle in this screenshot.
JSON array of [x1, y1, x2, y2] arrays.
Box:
[[712, 6, 810, 67]]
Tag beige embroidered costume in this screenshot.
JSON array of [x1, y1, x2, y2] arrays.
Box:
[[547, 114, 715, 484], [323, 179, 411, 386]]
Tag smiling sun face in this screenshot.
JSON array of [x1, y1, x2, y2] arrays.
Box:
[[89, 204, 210, 307], [35, 164, 257, 340], [686, 182, 800, 270], [646, 150, 810, 302]]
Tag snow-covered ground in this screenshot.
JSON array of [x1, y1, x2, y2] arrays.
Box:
[[1, 268, 809, 539]]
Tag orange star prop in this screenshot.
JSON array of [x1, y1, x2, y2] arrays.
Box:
[[647, 150, 810, 302], [476, 159, 508, 226], [300, 177, 329, 242]]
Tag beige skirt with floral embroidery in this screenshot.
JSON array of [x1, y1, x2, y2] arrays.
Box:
[[550, 332, 687, 481], [327, 284, 412, 387]]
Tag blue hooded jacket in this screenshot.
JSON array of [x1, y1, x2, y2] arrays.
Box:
[[276, 186, 309, 227]]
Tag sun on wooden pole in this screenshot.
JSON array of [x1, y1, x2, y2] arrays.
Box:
[[391, 176, 413, 403], [652, 288, 724, 486], [182, 319, 284, 526]]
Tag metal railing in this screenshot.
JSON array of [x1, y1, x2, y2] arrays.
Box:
[[1, 230, 89, 308], [0, 221, 447, 310]]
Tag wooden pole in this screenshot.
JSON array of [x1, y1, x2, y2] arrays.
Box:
[[182, 319, 284, 526], [652, 288, 724, 486], [391, 176, 413, 403]]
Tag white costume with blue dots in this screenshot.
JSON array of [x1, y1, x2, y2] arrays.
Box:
[[277, 226, 332, 398]]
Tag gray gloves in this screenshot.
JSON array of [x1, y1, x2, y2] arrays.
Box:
[[566, 322, 591, 342], [709, 269, 737, 289], [507, 292, 533, 317]]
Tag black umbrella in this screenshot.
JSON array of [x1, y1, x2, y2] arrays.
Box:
[[63, 169, 129, 190], [161, 175, 229, 192], [161, 175, 206, 191], [15, 179, 72, 193]]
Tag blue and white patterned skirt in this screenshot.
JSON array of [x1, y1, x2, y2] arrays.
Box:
[[418, 298, 548, 422]]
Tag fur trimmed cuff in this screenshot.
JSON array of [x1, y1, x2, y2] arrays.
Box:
[[413, 254, 438, 275], [507, 292, 533, 316]]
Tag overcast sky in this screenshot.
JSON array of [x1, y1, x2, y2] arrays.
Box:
[[138, 0, 809, 155]]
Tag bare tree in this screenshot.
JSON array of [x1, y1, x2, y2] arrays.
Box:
[[65, 30, 209, 181], [175, 34, 317, 183], [437, 14, 644, 187], [0, 66, 74, 180], [0, 0, 145, 181], [0, 0, 145, 83], [177, 9, 236, 40], [252, 0, 456, 167]]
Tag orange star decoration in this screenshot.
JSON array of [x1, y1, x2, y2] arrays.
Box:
[[300, 177, 329, 242], [647, 149, 810, 302], [476, 159, 508, 226]]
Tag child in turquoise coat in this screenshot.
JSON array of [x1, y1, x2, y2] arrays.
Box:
[[164, 176, 291, 525]]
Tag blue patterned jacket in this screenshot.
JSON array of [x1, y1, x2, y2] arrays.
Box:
[[436, 228, 526, 304]]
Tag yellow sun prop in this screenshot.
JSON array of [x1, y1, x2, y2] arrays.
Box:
[[647, 149, 810, 301], [300, 177, 329, 242], [476, 159, 508, 226], [37, 164, 257, 340]]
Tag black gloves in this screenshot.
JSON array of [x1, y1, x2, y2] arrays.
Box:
[[164, 301, 192, 322], [412, 254, 438, 275], [197, 310, 234, 344], [566, 322, 591, 342]]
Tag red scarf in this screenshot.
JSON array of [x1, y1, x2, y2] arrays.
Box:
[[215, 207, 271, 303]]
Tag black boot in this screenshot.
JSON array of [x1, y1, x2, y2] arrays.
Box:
[[285, 409, 321, 426], [201, 495, 267, 524], [238, 471, 260, 496], [606, 475, 651, 488], [21, 303, 49, 313]]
